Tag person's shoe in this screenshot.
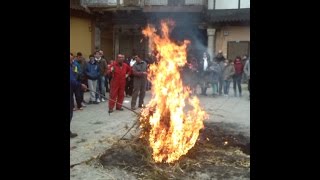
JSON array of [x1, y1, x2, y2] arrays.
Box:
[[116, 108, 124, 111], [81, 102, 86, 107], [96, 99, 101, 103], [131, 107, 137, 110], [88, 101, 94, 104], [70, 132, 78, 138], [78, 107, 84, 110], [138, 104, 144, 108], [93, 101, 99, 104], [108, 109, 114, 113], [101, 98, 105, 102]]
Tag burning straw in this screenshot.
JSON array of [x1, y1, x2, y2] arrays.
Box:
[[98, 20, 250, 179]]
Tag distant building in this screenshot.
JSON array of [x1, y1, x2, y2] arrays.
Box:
[[72, 0, 250, 61]]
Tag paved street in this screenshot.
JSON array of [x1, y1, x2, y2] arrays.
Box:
[[70, 83, 250, 180]]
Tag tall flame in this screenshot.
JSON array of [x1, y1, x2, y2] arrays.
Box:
[[140, 20, 208, 163]]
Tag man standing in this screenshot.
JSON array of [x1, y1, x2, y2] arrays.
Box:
[[131, 55, 147, 110], [214, 50, 226, 95], [209, 58, 222, 96], [94, 51, 107, 103], [107, 54, 131, 113], [241, 55, 249, 83], [85, 53, 100, 104], [75, 52, 87, 106], [244, 58, 250, 99], [125, 56, 136, 97], [70, 53, 87, 138], [71, 53, 83, 110], [233, 57, 244, 97], [198, 52, 212, 96]]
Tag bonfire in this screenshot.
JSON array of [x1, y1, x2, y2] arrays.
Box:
[[139, 19, 208, 163]]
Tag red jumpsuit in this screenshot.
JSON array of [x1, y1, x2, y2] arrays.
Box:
[[107, 62, 131, 110]]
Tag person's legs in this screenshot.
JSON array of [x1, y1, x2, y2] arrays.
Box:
[[100, 76, 106, 100], [237, 74, 242, 96], [92, 80, 98, 102], [87, 80, 95, 102], [105, 75, 110, 92], [70, 90, 77, 137], [201, 79, 207, 95], [248, 78, 250, 93], [96, 77, 101, 101], [75, 85, 82, 109], [128, 77, 134, 96], [109, 81, 119, 110], [223, 80, 227, 95], [125, 78, 130, 96], [219, 78, 223, 95], [138, 79, 146, 107], [233, 76, 237, 97], [226, 80, 231, 95], [116, 81, 126, 109], [131, 78, 140, 108]]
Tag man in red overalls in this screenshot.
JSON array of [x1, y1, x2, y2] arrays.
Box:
[[107, 54, 131, 113]]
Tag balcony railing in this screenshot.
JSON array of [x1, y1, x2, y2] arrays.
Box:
[[144, 0, 168, 5], [81, 0, 206, 7], [185, 0, 205, 5], [81, 0, 118, 7]]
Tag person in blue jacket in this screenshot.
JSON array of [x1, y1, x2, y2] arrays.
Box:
[[70, 53, 87, 138]]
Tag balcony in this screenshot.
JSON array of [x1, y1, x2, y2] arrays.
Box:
[[81, 0, 142, 7], [81, 0, 117, 7], [144, 0, 205, 6], [208, 0, 250, 10]]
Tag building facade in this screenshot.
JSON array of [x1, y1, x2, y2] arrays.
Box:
[[73, 0, 250, 61]]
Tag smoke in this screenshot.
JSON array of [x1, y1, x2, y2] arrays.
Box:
[[144, 12, 208, 62]]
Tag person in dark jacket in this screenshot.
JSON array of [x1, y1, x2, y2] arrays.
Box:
[[94, 51, 107, 103], [71, 54, 83, 110], [233, 56, 244, 97], [70, 53, 87, 138], [131, 55, 147, 110], [75, 52, 87, 106], [198, 52, 212, 96], [125, 55, 136, 97], [85, 54, 100, 104], [209, 59, 222, 96]]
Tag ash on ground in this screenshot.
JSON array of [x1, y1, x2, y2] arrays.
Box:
[[99, 122, 250, 179]]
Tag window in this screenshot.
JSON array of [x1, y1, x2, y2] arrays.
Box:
[[215, 0, 238, 9], [240, 0, 250, 8]]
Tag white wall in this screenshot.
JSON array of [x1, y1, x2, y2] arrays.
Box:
[[215, 0, 238, 9], [240, 0, 250, 8]]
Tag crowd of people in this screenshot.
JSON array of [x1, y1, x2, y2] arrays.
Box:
[[70, 49, 250, 138], [182, 50, 250, 98]]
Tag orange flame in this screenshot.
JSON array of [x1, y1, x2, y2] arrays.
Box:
[[140, 20, 208, 163]]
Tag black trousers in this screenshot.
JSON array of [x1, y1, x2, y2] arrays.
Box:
[[125, 77, 134, 96], [72, 85, 82, 108]]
